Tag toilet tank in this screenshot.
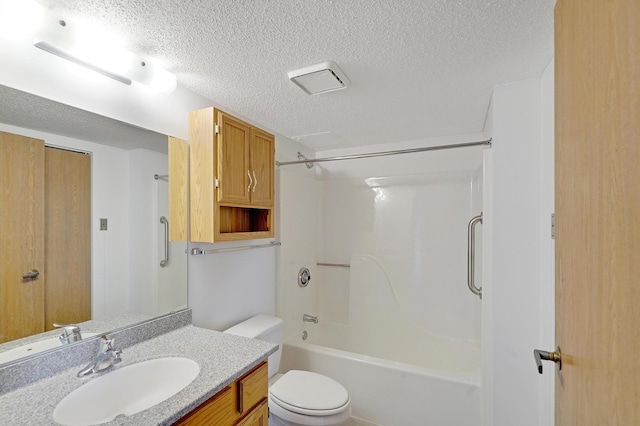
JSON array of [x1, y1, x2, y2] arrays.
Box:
[[224, 314, 283, 379]]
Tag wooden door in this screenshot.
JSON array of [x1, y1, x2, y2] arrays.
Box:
[[0, 131, 45, 343], [216, 109, 251, 205], [44, 147, 91, 330], [249, 128, 274, 208], [555, 0, 640, 424]]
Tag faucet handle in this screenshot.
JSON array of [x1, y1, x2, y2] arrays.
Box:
[[105, 338, 122, 365], [53, 323, 82, 344], [99, 335, 115, 351], [99, 335, 122, 357]]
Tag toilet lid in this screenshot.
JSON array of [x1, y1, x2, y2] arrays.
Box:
[[269, 370, 349, 413]]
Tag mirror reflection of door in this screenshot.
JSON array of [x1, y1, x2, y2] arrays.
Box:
[[44, 146, 91, 331], [0, 132, 45, 343], [0, 131, 90, 343]]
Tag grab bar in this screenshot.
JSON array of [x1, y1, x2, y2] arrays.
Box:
[[317, 262, 350, 268], [467, 213, 483, 298], [160, 216, 169, 267]]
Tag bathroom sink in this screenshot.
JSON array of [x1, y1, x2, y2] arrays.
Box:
[[53, 357, 200, 426], [0, 333, 99, 364]]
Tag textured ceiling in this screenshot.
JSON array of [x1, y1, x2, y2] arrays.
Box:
[[0, 85, 167, 152], [35, 0, 556, 150]]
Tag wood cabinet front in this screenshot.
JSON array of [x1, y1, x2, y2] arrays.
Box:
[[189, 107, 275, 242], [174, 361, 268, 426], [216, 111, 252, 205]]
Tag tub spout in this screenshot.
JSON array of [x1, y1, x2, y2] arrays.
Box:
[[303, 314, 318, 324]]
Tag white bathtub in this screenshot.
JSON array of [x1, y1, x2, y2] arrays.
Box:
[[280, 331, 481, 426]]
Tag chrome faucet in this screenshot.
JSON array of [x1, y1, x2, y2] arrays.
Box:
[[77, 335, 122, 377], [303, 314, 318, 324], [53, 323, 82, 344]]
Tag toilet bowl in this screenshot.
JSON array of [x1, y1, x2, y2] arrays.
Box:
[[224, 314, 351, 426], [269, 370, 351, 426]]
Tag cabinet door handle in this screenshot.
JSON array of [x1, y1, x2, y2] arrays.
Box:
[[247, 170, 253, 193], [252, 170, 257, 192]]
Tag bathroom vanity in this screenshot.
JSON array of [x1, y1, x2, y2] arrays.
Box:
[[0, 310, 277, 425], [175, 361, 269, 425]]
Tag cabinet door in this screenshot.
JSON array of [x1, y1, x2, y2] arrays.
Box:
[[173, 386, 236, 425], [236, 399, 268, 426], [0, 131, 45, 343], [216, 109, 251, 205], [249, 128, 274, 208]]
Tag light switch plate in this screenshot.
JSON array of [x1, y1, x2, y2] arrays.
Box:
[[100, 218, 108, 231]]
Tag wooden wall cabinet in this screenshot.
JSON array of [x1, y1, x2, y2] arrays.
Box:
[[189, 107, 275, 242], [175, 361, 268, 426]]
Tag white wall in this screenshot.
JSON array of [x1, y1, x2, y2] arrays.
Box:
[[484, 70, 555, 426]]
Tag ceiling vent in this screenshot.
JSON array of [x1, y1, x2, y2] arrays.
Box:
[[288, 61, 349, 95]]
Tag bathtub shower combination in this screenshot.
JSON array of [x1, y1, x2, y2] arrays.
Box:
[[278, 141, 487, 425]]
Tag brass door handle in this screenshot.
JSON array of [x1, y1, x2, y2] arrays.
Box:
[[534, 346, 562, 374], [252, 170, 257, 192], [22, 269, 40, 279]]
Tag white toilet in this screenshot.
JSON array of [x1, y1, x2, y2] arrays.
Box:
[[224, 314, 351, 426]]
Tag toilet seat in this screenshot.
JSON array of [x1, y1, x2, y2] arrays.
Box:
[[269, 370, 350, 416]]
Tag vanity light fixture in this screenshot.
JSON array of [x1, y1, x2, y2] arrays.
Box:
[[33, 15, 177, 94], [35, 39, 133, 85], [288, 61, 349, 95]]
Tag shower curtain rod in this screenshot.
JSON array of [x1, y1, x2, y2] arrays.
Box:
[[276, 138, 491, 167]]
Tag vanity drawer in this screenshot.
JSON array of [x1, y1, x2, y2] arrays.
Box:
[[237, 361, 268, 414]]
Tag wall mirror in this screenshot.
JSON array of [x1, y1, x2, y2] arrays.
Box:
[[0, 84, 188, 365]]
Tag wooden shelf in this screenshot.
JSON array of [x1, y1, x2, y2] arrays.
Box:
[[218, 207, 272, 234]]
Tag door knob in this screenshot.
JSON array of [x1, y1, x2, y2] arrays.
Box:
[[22, 269, 40, 280], [534, 346, 562, 374]]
